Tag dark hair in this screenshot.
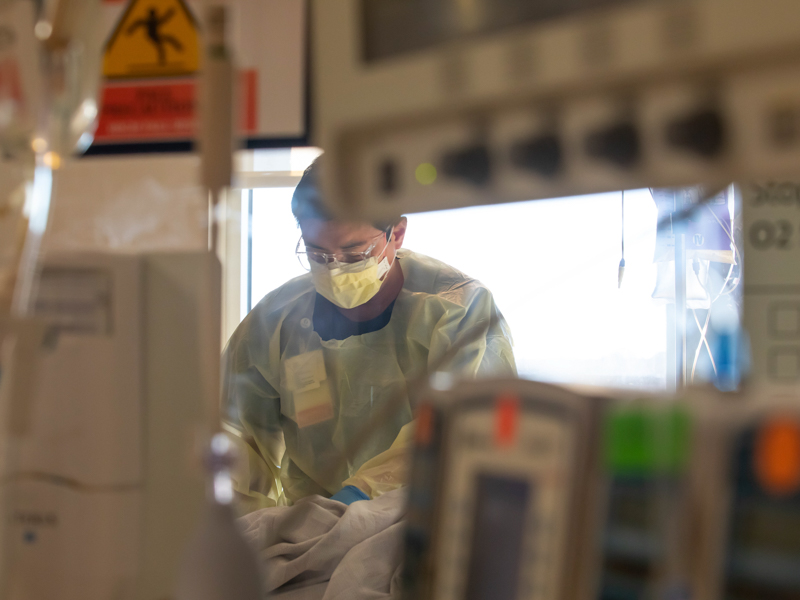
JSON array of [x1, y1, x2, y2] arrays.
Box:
[[291, 156, 398, 233], [291, 157, 333, 222]]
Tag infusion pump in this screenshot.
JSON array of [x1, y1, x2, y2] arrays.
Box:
[[313, 0, 800, 221], [403, 379, 800, 600]]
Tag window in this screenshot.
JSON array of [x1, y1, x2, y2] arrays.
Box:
[[401, 190, 665, 389], [235, 148, 669, 391]]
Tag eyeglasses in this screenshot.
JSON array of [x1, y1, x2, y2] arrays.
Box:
[[296, 230, 390, 271]]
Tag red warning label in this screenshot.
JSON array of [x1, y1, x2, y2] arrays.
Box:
[[0, 58, 22, 104], [94, 78, 195, 142], [240, 69, 258, 134]]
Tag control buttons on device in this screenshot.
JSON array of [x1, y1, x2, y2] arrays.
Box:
[[441, 145, 492, 186], [585, 122, 640, 168], [666, 109, 725, 158], [510, 134, 562, 178]]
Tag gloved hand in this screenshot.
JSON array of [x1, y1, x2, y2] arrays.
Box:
[[329, 485, 369, 505]]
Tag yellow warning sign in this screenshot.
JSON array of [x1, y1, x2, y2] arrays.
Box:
[[103, 0, 199, 79]]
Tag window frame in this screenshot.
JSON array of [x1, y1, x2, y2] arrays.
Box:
[[224, 171, 303, 345]]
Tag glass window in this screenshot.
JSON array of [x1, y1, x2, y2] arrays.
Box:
[[242, 183, 667, 390]]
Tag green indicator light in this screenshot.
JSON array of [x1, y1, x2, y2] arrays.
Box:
[[415, 163, 437, 185]]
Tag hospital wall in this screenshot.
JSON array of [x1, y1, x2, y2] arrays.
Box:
[[44, 155, 208, 254]]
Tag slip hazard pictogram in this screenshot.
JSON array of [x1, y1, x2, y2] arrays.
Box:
[[94, 0, 200, 143], [103, 0, 198, 79], [93, 0, 258, 146]]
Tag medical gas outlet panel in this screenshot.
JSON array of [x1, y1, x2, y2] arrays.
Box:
[[314, 0, 800, 221]]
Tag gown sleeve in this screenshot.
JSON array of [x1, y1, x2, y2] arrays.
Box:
[[429, 285, 517, 378], [221, 316, 288, 511]]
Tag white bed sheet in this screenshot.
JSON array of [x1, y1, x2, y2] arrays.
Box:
[[239, 488, 407, 599]]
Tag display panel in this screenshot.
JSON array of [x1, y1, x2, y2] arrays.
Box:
[[362, 0, 646, 62], [598, 479, 662, 600], [724, 426, 800, 600], [465, 474, 531, 600]]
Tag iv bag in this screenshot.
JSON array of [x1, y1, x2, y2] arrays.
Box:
[[651, 187, 736, 265], [652, 258, 712, 310], [0, 0, 102, 316]]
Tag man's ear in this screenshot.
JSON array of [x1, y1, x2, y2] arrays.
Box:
[[392, 217, 408, 249]]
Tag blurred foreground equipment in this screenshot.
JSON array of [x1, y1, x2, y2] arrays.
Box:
[[313, 0, 800, 222], [403, 379, 800, 600], [1, 252, 219, 599]]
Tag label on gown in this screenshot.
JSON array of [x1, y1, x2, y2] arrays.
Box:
[[284, 350, 334, 427]]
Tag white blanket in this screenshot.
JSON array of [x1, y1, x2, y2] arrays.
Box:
[[238, 489, 407, 600]]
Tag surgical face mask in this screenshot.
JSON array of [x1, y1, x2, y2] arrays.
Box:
[[309, 249, 393, 309]]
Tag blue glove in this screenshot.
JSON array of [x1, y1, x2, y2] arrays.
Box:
[[330, 485, 369, 505]]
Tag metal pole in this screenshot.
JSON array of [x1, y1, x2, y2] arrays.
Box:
[[666, 304, 677, 393], [674, 192, 688, 390], [247, 189, 253, 314]]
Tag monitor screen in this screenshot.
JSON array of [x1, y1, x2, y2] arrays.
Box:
[[465, 473, 531, 600], [362, 0, 647, 62]]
